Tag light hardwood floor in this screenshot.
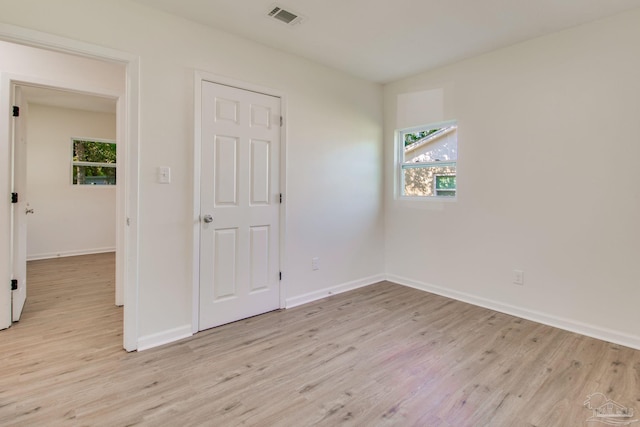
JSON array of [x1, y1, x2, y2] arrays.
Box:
[[1, 253, 639, 426]]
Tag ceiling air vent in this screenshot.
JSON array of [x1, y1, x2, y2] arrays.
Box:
[[267, 5, 305, 26]]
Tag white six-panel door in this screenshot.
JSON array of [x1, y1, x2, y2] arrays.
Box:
[[199, 81, 281, 330]]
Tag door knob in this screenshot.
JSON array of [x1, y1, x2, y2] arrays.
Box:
[[25, 208, 34, 214], [203, 214, 213, 223]]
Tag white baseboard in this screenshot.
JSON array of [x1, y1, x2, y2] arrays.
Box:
[[27, 247, 116, 261], [137, 325, 193, 352], [285, 274, 386, 308], [387, 274, 640, 351]]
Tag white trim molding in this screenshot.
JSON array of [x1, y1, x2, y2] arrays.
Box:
[[285, 274, 386, 309], [137, 325, 193, 352], [27, 248, 116, 262], [387, 274, 640, 351]]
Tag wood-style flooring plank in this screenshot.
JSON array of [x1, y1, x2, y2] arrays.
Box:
[[1, 253, 639, 426]]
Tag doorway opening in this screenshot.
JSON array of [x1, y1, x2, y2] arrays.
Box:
[[17, 87, 119, 343], [0, 28, 140, 351]]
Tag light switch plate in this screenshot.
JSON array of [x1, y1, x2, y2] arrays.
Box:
[[158, 166, 171, 184]]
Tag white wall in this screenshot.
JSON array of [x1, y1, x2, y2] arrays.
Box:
[[26, 104, 116, 260], [0, 40, 124, 88], [3, 1, 639, 351], [0, 0, 385, 344], [384, 10, 640, 347]]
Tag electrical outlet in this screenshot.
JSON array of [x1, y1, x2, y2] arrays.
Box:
[[312, 257, 320, 271], [513, 269, 524, 285]]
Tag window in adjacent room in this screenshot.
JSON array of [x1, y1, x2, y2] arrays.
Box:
[[71, 138, 117, 185], [397, 121, 457, 198]]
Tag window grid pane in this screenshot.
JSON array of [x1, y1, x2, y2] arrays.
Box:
[[72, 139, 117, 186], [398, 121, 457, 198], [73, 165, 117, 185], [402, 164, 456, 197]]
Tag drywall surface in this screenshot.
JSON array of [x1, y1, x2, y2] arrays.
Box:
[[26, 104, 116, 260], [0, 0, 384, 342], [384, 10, 640, 345]]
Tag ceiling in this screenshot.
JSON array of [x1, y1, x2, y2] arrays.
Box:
[[133, 0, 640, 83], [20, 85, 116, 114]]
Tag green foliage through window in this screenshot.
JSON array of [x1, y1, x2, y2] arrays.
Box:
[[435, 175, 456, 189], [404, 129, 441, 147], [435, 175, 456, 197], [72, 139, 117, 185]]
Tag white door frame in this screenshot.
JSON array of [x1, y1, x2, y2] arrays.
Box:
[[192, 71, 287, 333], [0, 24, 140, 351]]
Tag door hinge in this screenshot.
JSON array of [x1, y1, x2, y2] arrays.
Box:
[[12, 106, 19, 117], [11, 193, 18, 203], [279, 272, 282, 281], [10, 279, 18, 291], [280, 116, 283, 127], [279, 193, 282, 204]]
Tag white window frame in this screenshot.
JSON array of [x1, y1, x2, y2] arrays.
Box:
[[71, 137, 117, 186], [396, 120, 457, 200]]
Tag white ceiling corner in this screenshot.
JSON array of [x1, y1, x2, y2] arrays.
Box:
[[133, 0, 640, 83]]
